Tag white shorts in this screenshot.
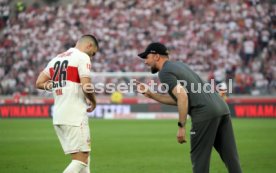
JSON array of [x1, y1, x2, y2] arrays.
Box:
[[54, 120, 91, 154]]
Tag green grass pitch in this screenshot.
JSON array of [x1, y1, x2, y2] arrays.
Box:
[[0, 118, 276, 173]]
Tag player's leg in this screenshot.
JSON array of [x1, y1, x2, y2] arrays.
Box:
[[78, 119, 91, 173], [71, 152, 90, 164], [79, 154, 90, 173], [214, 115, 242, 173], [190, 117, 220, 173], [80, 155, 90, 173], [54, 125, 87, 173], [64, 152, 90, 173], [62, 151, 90, 173], [63, 157, 87, 173], [54, 122, 91, 173]]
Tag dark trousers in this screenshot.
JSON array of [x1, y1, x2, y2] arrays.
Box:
[[190, 115, 242, 173]]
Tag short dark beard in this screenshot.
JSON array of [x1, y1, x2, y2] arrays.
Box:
[[151, 66, 159, 74]]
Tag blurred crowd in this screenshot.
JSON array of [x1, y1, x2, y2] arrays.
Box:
[[0, 0, 10, 29], [0, 0, 276, 96]]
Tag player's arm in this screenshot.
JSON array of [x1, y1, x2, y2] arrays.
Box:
[[36, 72, 52, 90], [78, 54, 97, 112], [80, 77, 96, 111]]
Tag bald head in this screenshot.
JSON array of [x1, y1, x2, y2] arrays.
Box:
[[75, 34, 99, 57]]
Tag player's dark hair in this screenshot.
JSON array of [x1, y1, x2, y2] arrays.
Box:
[[81, 34, 99, 49]]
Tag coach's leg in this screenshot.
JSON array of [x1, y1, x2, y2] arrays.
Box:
[[190, 118, 220, 173], [214, 115, 242, 173]]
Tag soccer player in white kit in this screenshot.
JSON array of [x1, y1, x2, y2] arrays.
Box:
[[36, 35, 98, 173]]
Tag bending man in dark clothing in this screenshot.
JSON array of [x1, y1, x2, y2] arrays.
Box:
[[137, 42, 242, 173]]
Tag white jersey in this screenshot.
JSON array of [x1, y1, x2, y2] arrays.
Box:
[[43, 48, 92, 126]]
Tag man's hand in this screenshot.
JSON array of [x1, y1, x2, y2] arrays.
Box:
[[135, 81, 152, 98], [177, 127, 187, 144], [86, 98, 96, 112], [36, 72, 52, 90]]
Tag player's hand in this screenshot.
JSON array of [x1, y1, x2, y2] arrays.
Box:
[[135, 81, 152, 98], [177, 127, 187, 144], [86, 98, 96, 112], [87, 104, 96, 112]]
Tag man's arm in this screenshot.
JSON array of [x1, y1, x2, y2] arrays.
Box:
[[147, 93, 177, 105], [171, 84, 188, 144], [158, 70, 188, 125], [136, 82, 177, 105], [171, 84, 188, 126], [36, 72, 52, 90], [80, 77, 96, 111]]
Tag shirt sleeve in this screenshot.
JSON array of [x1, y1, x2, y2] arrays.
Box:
[[159, 71, 178, 101], [78, 56, 92, 78], [42, 62, 51, 78]]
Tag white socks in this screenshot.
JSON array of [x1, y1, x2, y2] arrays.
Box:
[[80, 156, 90, 173], [63, 160, 87, 173]]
